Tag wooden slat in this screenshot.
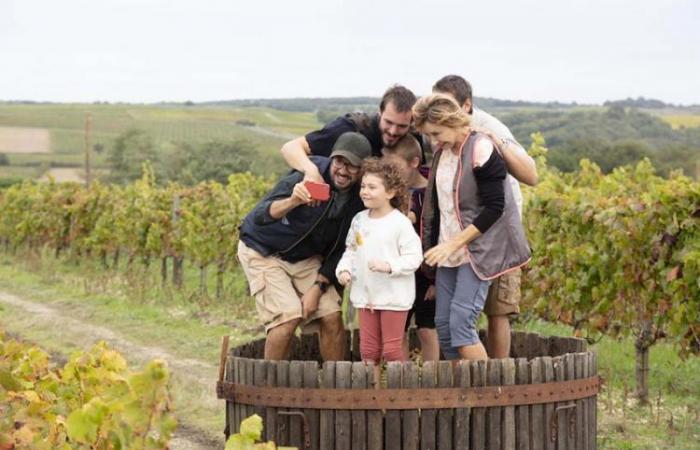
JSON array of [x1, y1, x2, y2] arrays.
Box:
[[470, 360, 487, 450], [335, 361, 352, 450], [352, 330, 362, 361], [352, 362, 368, 450], [453, 360, 471, 450], [575, 354, 585, 450], [564, 354, 576, 449], [437, 361, 453, 450], [487, 359, 503, 450], [542, 357, 555, 450], [367, 363, 383, 450], [526, 333, 543, 359], [288, 361, 304, 449], [239, 359, 250, 425], [288, 336, 299, 360], [512, 332, 528, 359], [588, 352, 597, 450], [547, 356, 567, 450], [265, 362, 277, 442], [385, 362, 403, 449], [254, 360, 267, 420], [276, 360, 290, 445], [420, 361, 437, 450], [503, 358, 516, 450], [580, 354, 589, 450], [529, 358, 544, 450], [245, 358, 254, 421], [402, 362, 419, 450], [344, 329, 353, 362], [304, 361, 320, 450], [254, 339, 265, 359], [234, 358, 242, 432], [319, 362, 335, 450], [515, 358, 530, 450], [509, 331, 517, 358], [562, 354, 578, 449], [229, 357, 237, 435]]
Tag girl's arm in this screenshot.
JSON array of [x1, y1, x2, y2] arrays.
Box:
[[385, 220, 424, 277], [335, 215, 361, 284]]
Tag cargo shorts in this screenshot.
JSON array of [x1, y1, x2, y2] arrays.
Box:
[[237, 241, 342, 333], [483, 268, 521, 317]]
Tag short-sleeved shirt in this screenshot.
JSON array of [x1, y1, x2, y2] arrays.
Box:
[[306, 114, 384, 157], [306, 113, 428, 164], [471, 106, 523, 217]]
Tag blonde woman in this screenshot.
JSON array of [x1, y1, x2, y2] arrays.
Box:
[[415, 94, 531, 361]]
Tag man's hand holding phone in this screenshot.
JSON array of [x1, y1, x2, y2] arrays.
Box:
[[304, 181, 330, 201]]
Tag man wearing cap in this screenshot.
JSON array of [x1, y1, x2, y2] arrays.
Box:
[[238, 132, 371, 360]]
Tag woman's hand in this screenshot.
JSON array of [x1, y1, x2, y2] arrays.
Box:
[[338, 271, 352, 286], [424, 240, 461, 267], [368, 260, 391, 274]]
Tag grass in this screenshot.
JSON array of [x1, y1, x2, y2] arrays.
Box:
[[0, 249, 698, 448]]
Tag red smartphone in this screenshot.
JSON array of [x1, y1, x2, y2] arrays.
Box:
[[304, 181, 330, 201]]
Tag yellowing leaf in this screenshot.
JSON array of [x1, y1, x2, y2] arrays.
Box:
[[239, 414, 264, 441]]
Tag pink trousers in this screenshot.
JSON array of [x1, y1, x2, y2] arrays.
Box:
[[358, 308, 409, 364]]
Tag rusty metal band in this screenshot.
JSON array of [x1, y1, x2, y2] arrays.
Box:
[[216, 375, 600, 410]]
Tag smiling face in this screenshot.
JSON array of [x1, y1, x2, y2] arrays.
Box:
[[360, 172, 395, 210], [378, 101, 413, 148], [421, 122, 465, 153], [330, 156, 362, 191]]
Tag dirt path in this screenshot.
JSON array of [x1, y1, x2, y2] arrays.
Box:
[[0, 291, 225, 450], [39, 168, 85, 183]]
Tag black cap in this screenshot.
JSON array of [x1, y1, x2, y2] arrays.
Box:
[[329, 132, 371, 167]]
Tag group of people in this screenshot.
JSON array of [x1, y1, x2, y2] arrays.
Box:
[[237, 75, 536, 368]]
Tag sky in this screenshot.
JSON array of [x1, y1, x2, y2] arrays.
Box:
[[1, 0, 699, 105]]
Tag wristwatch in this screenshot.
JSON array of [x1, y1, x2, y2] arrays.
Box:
[[313, 280, 329, 293]]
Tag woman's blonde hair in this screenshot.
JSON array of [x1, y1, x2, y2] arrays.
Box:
[[412, 93, 471, 131]]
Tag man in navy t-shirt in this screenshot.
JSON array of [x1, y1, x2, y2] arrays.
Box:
[[280, 84, 418, 183]]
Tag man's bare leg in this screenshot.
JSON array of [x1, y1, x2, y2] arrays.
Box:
[[486, 315, 511, 359], [319, 312, 346, 361], [265, 319, 301, 360], [417, 327, 440, 361]]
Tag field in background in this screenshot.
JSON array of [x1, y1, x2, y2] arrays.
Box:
[[660, 113, 700, 129], [0, 126, 51, 153], [0, 103, 322, 182]]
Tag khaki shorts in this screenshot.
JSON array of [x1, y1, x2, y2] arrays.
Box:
[[237, 241, 342, 333], [483, 268, 521, 317]]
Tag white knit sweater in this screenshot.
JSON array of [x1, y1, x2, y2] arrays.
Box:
[[335, 209, 423, 311]]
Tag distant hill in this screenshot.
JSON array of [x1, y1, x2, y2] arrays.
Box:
[[198, 96, 587, 112]]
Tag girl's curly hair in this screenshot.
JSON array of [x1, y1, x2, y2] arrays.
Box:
[[361, 157, 410, 214]]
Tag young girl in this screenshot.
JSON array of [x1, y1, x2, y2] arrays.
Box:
[[382, 135, 440, 362], [336, 158, 423, 370]]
